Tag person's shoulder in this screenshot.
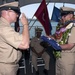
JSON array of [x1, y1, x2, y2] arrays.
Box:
[[31, 37, 36, 40]]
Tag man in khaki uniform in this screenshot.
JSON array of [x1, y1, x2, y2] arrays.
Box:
[[0, 1, 30, 75], [30, 28, 50, 75], [56, 7, 75, 75]]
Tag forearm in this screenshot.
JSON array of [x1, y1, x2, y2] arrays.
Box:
[[22, 25, 30, 48], [19, 13, 30, 49], [32, 47, 38, 54], [60, 43, 75, 50], [40, 48, 46, 54]]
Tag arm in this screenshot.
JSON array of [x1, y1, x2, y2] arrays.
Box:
[[60, 43, 75, 50], [31, 47, 38, 55], [31, 47, 46, 56], [39, 48, 46, 54], [18, 13, 30, 49], [46, 35, 56, 40]]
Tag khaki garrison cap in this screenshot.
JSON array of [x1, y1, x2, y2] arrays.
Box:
[[35, 28, 43, 32], [0, 1, 21, 15], [60, 7, 75, 16]]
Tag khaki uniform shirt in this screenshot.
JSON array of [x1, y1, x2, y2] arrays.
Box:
[[68, 27, 75, 52], [0, 17, 22, 64], [56, 25, 75, 75], [62, 26, 75, 53], [31, 37, 44, 53]]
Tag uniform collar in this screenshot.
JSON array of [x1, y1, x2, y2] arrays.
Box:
[[0, 17, 10, 26]]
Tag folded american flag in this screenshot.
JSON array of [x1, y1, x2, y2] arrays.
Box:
[[41, 36, 62, 51]]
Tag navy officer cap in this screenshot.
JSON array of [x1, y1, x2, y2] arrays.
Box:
[[60, 7, 75, 16], [35, 28, 43, 32], [0, 2, 21, 16]]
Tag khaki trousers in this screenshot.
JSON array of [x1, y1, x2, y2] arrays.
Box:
[[32, 52, 50, 71], [0, 63, 19, 75], [56, 52, 75, 75]]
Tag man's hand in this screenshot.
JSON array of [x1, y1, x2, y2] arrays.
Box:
[[40, 41, 50, 48], [37, 52, 43, 57], [20, 13, 28, 26]]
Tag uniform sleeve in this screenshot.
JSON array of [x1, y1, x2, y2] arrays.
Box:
[[30, 38, 35, 47], [30, 40, 34, 47], [68, 27, 75, 43], [1, 26, 22, 49]]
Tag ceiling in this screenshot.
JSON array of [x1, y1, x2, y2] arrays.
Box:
[[0, 0, 75, 7]]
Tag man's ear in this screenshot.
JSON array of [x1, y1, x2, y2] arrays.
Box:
[[1, 10, 7, 16]]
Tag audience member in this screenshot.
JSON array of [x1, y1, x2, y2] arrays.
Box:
[[30, 28, 50, 75]]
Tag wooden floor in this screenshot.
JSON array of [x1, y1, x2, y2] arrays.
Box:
[[17, 48, 56, 75]]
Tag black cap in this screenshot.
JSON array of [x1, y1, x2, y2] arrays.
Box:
[[61, 11, 74, 16], [0, 2, 21, 16], [35, 28, 43, 32], [60, 7, 75, 16]]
